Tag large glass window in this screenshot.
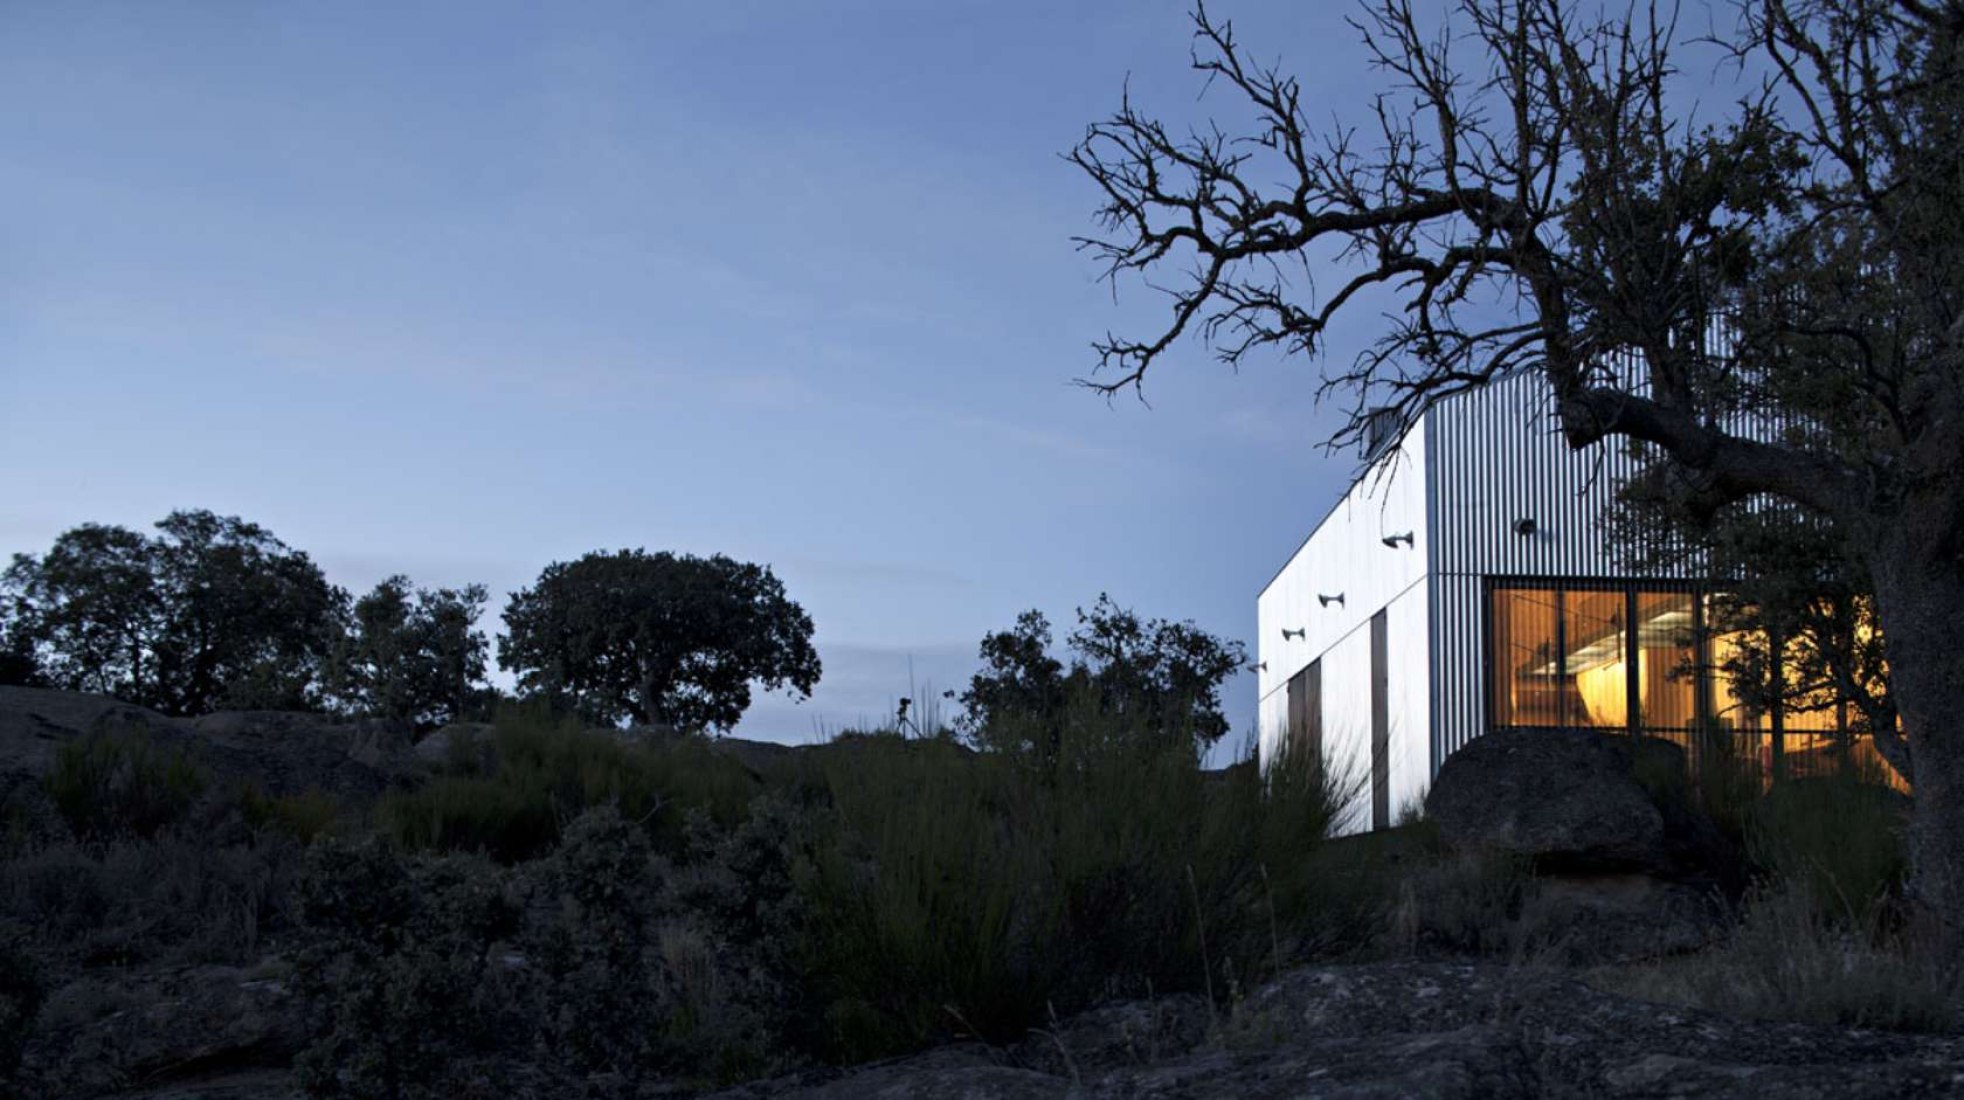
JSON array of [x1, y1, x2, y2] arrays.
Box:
[[1491, 581, 1846, 737], [1565, 587, 1631, 729], [1488, 580, 1902, 790], [1634, 591, 1697, 730], [1491, 587, 1564, 727], [1707, 623, 1764, 733]]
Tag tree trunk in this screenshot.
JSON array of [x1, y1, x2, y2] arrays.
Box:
[[636, 668, 661, 728], [1868, 539, 1964, 964]]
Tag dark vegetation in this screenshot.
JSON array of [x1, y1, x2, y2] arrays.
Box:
[[0, 641, 1367, 1095], [6, 0, 1958, 1089], [2, 508, 1417, 1093], [0, 665, 1940, 1095], [1, 510, 819, 736], [498, 549, 822, 732]]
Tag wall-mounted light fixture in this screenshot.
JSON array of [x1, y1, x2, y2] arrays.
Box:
[[1256, 661, 1268, 672], [1280, 627, 1305, 641], [1512, 517, 1538, 536], [1381, 531, 1414, 549], [1318, 592, 1346, 607]]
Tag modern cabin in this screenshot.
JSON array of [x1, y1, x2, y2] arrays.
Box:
[[1256, 369, 1884, 835]]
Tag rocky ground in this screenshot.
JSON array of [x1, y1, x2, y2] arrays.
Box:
[[713, 960, 1964, 1099], [38, 959, 1964, 1098]]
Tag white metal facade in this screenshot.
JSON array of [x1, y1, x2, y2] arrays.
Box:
[[1258, 370, 1692, 833]]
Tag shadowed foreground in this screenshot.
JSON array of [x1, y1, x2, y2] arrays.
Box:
[[1, 686, 1954, 1098]]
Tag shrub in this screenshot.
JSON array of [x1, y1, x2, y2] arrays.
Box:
[[293, 806, 804, 1096], [1591, 768, 1946, 1033], [44, 731, 205, 841], [661, 794, 819, 1082], [378, 774, 560, 865], [292, 839, 528, 1099], [377, 705, 759, 862], [2, 831, 304, 969], [793, 685, 1352, 1062], [1598, 880, 1956, 1033], [0, 928, 44, 1080], [1381, 847, 1533, 958], [1748, 771, 1909, 927], [240, 787, 341, 845], [520, 805, 674, 1077]]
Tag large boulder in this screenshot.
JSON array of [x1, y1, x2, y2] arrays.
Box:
[[412, 720, 498, 771], [189, 710, 418, 800], [0, 688, 213, 839], [0, 687, 191, 777], [19, 962, 305, 1099], [0, 687, 422, 812], [1425, 728, 1722, 876]]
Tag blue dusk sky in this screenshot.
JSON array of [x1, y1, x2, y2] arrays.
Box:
[[0, 2, 1727, 750]]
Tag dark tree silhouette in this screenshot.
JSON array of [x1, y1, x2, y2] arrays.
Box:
[[0, 573, 48, 689], [958, 595, 1246, 761], [2, 524, 158, 699], [338, 575, 491, 730], [3, 510, 346, 713], [497, 549, 820, 732], [1071, 1, 1964, 946]]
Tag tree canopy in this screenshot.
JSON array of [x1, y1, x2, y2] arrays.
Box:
[[957, 595, 1246, 761], [338, 575, 491, 730], [2, 510, 347, 714], [497, 549, 820, 732]]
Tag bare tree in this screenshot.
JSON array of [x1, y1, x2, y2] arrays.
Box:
[[1071, 0, 1964, 947]]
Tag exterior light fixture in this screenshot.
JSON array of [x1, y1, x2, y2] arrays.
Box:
[[1257, 661, 1268, 672], [1281, 627, 1306, 641], [1381, 531, 1414, 548], [1512, 518, 1538, 536], [1318, 593, 1345, 607]]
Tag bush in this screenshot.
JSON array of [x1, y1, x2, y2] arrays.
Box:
[[44, 732, 205, 841], [292, 839, 528, 1099], [293, 805, 805, 1096], [661, 794, 819, 1082], [1598, 880, 1956, 1032], [1, 834, 303, 969], [519, 806, 674, 1077], [240, 787, 341, 845], [1748, 772, 1909, 927], [0, 929, 44, 1080], [793, 686, 1352, 1062], [1591, 767, 1947, 1033], [377, 705, 759, 862]]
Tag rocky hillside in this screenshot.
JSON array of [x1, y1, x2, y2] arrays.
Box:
[[0, 685, 424, 810], [0, 689, 1952, 1098]]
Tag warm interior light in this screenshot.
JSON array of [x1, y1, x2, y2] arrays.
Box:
[[1575, 651, 1648, 727]]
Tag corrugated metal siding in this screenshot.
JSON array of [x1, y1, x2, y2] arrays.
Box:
[[1428, 368, 1702, 579], [1422, 360, 1787, 765], [1429, 574, 1490, 765], [1427, 370, 1672, 762], [1269, 344, 1794, 778]]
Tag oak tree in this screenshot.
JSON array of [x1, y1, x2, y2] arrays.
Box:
[[338, 575, 491, 730], [957, 595, 1246, 761], [1071, 0, 1964, 940], [3, 510, 346, 713], [497, 549, 820, 732]]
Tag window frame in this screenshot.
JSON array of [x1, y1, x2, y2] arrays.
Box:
[[1481, 575, 1848, 744]]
